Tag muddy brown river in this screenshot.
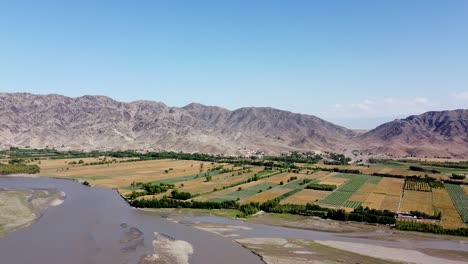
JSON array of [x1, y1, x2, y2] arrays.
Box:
[[1, 176, 467, 264], [0, 177, 262, 264]]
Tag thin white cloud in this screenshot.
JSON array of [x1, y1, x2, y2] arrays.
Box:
[[351, 103, 371, 111], [323, 97, 439, 119], [413, 97, 429, 104], [451, 91, 468, 100]]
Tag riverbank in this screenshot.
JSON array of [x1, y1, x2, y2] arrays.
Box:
[[0, 188, 65, 238], [141, 208, 468, 264]]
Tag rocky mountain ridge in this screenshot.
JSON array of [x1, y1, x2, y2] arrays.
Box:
[[0, 93, 466, 158]]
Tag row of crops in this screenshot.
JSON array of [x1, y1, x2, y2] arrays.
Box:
[[319, 175, 378, 207], [404, 181, 431, 192], [209, 183, 277, 202], [445, 184, 468, 223]]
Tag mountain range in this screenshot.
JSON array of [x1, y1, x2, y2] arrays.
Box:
[[0, 93, 467, 158]]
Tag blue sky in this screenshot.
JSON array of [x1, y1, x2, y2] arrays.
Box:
[[1, 1, 467, 128]]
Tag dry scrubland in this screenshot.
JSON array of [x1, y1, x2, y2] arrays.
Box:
[[33, 158, 468, 229]]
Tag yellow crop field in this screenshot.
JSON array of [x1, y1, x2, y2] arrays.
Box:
[[362, 193, 386, 209], [400, 190, 433, 215], [374, 178, 404, 196], [263, 173, 302, 184], [380, 195, 400, 212], [318, 176, 347, 187], [242, 188, 292, 204], [280, 189, 331, 205], [432, 188, 466, 229], [34, 157, 129, 173], [310, 171, 335, 179], [194, 181, 265, 202], [463, 185, 468, 195], [178, 167, 263, 194], [38, 159, 225, 188], [348, 183, 377, 202]]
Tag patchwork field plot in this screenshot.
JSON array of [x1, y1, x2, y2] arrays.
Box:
[[348, 183, 377, 202], [400, 190, 433, 215], [263, 173, 303, 185], [194, 180, 264, 202], [432, 188, 466, 229], [362, 193, 386, 209], [445, 184, 468, 223], [242, 188, 293, 204], [209, 183, 277, 202], [319, 174, 370, 206], [38, 159, 223, 188], [343, 201, 362, 209], [34, 155, 467, 230], [280, 189, 331, 205], [404, 181, 431, 192], [373, 178, 404, 196], [380, 195, 400, 212], [177, 167, 264, 194]]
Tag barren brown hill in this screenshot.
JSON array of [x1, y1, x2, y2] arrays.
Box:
[[0, 93, 466, 158], [0, 93, 357, 155], [359, 110, 468, 158]]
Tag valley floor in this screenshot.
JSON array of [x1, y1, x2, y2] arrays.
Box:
[[141, 208, 468, 264]]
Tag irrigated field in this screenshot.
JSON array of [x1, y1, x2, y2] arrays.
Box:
[[176, 167, 264, 195], [209, 183, 278, 202], [432, 188, 466, 229], [34, 157, 468, 228], [38, 158, 227, 189], [445, 184, 468, 223], [318, 174, 380, 208], [243, 188, 293, 204], [400, 190, 434, 215], [281, 189, 331, 205], [361, 178, 404, 211]]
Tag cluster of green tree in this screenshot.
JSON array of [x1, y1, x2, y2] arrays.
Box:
[[395, 159, 468, 170], [287, 176, 298, 182], [171, 190, 192, 200], [0, 163, 40, 174], [409, 210, 442, 220], [137, 182, 175, 195], [265, 151, 322, 164], [348, 207, 396, 225], [372, 173, 451, 187], [451, 173, 466, 180], [324, 153, 351, 165], [396, 221, 468, 237], [1, 148, 313, 170], [299, 179, 312, 185], [130, 197, 238, 209], [406, 176, 445, 189], [409, 166, 440, 174], [259, 200, 395, 224], [371, 172, 406, 178], [306, 183, 336, 191]]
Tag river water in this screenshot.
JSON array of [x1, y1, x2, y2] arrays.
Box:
[[1, 176, 466, 264], [0, 177, 263, 264]]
